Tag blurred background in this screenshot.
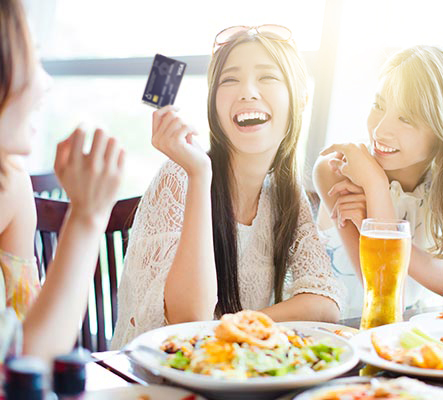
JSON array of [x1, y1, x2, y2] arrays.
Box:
[[23, 0, 443, 196]]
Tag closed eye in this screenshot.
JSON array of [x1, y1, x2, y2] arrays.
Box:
[[372, 102, 384, 111], [260, 75, 279, 81], [399, 116, 411, 124], [219, 77, 238, 85]]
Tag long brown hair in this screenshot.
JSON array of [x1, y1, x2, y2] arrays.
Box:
[[0, 0, 33, 183], [207, 32, 308, 315], [379, 45, 443, 257]]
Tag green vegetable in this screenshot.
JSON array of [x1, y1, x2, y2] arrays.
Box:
[[167, 351, 190, 370], [399, 327, 443, 350]]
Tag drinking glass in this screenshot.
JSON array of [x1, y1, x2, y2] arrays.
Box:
[[359, 218, 411, 330]]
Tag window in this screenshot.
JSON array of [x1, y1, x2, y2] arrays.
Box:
[[26, 0, 328, 196]]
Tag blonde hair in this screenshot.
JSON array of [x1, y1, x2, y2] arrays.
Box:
[[206, 31, 309, 313], [380, 45, 443, 256]]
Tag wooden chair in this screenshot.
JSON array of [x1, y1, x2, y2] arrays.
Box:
[[34, 195, 141, 352], [30, 172, 64, 198]]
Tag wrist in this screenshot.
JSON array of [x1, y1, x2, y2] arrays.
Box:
[[187, 162, 213, 182], [68, 205, 111, 232], [362, 171, 389, 194]]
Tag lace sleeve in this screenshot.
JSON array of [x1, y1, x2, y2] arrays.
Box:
[[283, 190, 345, 310], [111, 160, 188, 349]]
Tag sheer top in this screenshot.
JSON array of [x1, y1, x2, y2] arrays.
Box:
[[0, 249, 40, 321], [111, 161, 344, 349]]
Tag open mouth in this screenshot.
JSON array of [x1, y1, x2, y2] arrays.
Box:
[[374, 140, 399, 154], [234, 112, 271, 127]]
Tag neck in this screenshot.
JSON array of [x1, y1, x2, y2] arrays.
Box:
[[230, 150, 275, 225], [385, 160, 431, 192]]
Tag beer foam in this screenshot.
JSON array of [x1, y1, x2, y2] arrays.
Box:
[[362, 230, 410, 239]]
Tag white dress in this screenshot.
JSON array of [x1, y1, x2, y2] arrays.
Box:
[[111, 160, 344, 349], [322, 174, 443, 319]]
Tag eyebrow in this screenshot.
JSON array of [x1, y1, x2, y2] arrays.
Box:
[[375, 93, 385, 102], [220, 64, 279, 76]]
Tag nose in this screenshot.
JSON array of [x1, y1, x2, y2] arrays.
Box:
[[239, 78, 259, 101], [370, 111, 397, 142]]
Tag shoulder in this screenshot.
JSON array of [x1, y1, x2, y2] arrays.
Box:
[[0, 161, 35, 229], [139, 159, 188, 210]]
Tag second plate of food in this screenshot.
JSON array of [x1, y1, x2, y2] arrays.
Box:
[[350, 320, 443, 378]]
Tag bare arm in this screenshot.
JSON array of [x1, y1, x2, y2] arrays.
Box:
[[23, 129, 124, 359], [164, 172, 218, 323], [152, 106, 217, 323], [261, 293, 340, 323], [315, 145, 443, 295], [313, 154, 364, 280]]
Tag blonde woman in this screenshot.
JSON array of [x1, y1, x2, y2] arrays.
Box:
[[112, 25, 343, 348], [314, 45, 443, 318], [0, 0, 124, 360]]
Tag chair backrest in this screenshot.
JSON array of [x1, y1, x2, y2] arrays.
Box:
[[34, 195, 141, 352], [30, 172, 64, 199]]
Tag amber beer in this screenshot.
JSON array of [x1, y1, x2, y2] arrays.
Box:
[[359, 220, 411, 330]]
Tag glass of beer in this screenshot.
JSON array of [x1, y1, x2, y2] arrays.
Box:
[[359, 218, 411, 330]]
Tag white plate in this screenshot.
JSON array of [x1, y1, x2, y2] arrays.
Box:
[[84, 384, 206, 400], [350, 320, 443, 378], [290, 376, 443, 399], [128, 320, 358, 393], [409, 311, 443, 324], [288, 321, 359, 339]]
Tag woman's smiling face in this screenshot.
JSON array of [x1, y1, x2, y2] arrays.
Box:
[[215, 41, 290, 157], [367, 87, 438, 175]]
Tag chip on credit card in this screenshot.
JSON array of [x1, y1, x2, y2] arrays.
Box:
[[142, 54, 187, 109]]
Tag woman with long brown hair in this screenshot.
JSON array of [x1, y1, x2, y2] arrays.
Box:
[[112, 25, 342, 348]]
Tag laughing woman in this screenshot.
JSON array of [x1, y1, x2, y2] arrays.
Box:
[[112, 25, 343, 348]]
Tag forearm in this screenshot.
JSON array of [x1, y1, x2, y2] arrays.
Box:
[[364, 176, 396, 218], [164, 173, 217, 323], [260, 293, 340, 323], [23, 209, 107, 359], [409, 245, 443, 295]]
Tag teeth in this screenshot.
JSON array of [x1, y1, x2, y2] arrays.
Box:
[[236, 112, 268, 123], [375, 141, 398, 153]]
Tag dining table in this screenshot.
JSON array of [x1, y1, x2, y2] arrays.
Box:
[[85, 305, 443, 399]]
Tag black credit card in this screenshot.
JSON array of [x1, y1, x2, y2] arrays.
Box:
[[142, 54, 187, 108]]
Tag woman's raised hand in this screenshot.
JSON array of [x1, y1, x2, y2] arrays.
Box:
[[320, 143, 387, 191], [54, 128, 125, 226], [152, 106, 211, 178], [329, 178, 367, 231]]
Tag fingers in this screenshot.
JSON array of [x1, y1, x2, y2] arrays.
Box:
[[152, 105, 179, 134], [320, 144, 347, 156], [68, 128, 86, 164], [328, 179, 364, 196], [335, 208, 366, 230], [103, 136, 119, 169], [54, 134, 73, 176], [331, 196, 366, 218]]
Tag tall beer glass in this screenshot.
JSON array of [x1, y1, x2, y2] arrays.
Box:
[[359, 219, 411, 329]]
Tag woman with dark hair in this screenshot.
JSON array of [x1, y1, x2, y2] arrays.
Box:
[[0, 0, 125, 360], [112, 25, 343, 348]]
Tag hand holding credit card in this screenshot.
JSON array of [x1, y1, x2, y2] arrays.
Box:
[[142, 54, 187, 108]]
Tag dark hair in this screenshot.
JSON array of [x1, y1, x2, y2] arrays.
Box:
[[207, 32, 308, 315]]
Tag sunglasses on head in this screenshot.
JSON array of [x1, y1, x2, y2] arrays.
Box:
[[212, 24, 292, 55]]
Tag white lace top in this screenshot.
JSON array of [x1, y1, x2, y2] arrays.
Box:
[[111, 161, 343, 349]]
